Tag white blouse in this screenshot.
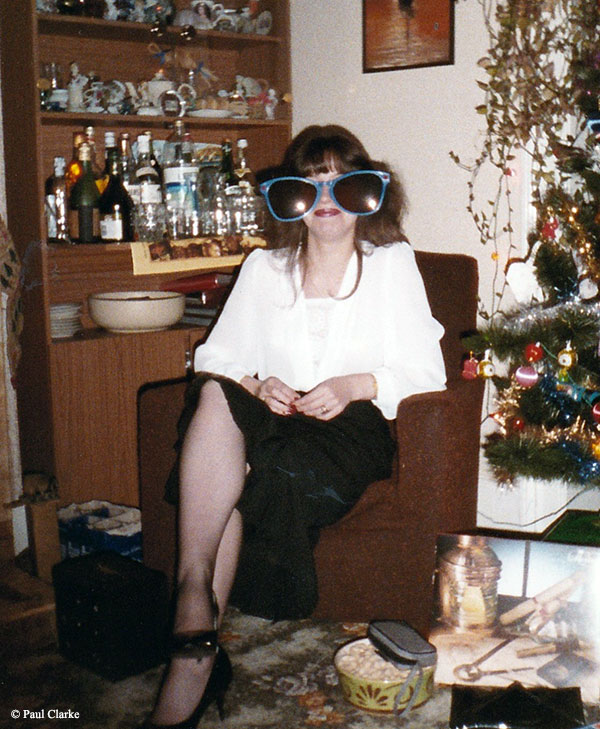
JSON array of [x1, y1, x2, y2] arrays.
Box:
[[194, 241, 447, 419]]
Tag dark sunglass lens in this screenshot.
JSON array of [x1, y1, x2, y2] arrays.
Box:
[[333, 173, 384, 214], [267, 179, 317, 220]]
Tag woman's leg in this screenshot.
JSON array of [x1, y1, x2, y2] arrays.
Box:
[[150, 380, 245, 725]]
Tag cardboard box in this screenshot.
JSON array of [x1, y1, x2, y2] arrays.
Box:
[[25, 498, 61, 583], [57, 500, 141, 561], [430, 533, 600, 704]]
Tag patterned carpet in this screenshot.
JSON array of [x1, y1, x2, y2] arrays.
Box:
[[3, 608, 455, 729], [6, 607, 600, 729]]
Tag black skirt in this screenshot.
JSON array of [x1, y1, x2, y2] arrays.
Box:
[[165, 374, 396, 621]]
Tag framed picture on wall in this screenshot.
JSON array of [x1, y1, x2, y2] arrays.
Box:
[[363, 0, 455, 72]]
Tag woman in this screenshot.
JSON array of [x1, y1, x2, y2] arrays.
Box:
[[143, 124, 446, 728]]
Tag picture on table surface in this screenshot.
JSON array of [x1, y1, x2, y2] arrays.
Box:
[[430, 533, 600, 705]]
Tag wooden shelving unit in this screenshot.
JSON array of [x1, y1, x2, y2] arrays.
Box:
[[0, 0, 291, 506]]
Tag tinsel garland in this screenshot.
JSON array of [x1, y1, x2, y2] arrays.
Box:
[[485, 430, 600, 488], [462, 298, 600, 383], [485, 368, 600, 487]]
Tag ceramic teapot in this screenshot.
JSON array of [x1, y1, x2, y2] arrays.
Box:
[[140, 71, 175, 110]]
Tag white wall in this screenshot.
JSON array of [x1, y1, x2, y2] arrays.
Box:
[[290, 0, 501, 308], [289, 0, 600, 529]]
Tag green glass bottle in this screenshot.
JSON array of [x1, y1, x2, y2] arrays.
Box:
[[219, 138, 239, 190], [99, 146, 134, 242], [68, 142, 100, 244]]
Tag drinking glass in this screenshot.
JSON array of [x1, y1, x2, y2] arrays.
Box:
[[133, 203, 167, 242]]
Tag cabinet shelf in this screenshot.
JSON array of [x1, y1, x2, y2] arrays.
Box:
[[37, 12, 283, 46], [1, 0, 290, 506], [51, 321, 207, 343], [47, 242, 239, 309], [40, 111, 290, 128]]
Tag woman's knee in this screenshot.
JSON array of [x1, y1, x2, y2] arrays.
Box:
[[193, 379, 241, 441], [197, 378, 229, 411]]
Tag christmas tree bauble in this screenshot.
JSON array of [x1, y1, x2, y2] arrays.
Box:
[[524, 342, 543, 362], [515, 365, 539, 388]]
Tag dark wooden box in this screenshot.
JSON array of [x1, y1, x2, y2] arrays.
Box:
[[52, 551, 170, 680]]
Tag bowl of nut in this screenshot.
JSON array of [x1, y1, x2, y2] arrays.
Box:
[[333, 638, 435, 713]]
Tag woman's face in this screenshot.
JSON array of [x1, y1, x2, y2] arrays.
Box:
[[302, 168, 358, 245]]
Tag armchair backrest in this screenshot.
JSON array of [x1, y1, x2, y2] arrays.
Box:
[[414, 250, 479, 382]]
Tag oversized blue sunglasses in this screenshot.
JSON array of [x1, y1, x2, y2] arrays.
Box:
[[259, 170, 390, 222]]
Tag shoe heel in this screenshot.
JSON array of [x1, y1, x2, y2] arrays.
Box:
[[215, 690, 226, 721]]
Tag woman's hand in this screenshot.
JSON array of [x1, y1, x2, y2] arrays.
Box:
[[294, 374, 377, 421], [241, 375, 299, 416]]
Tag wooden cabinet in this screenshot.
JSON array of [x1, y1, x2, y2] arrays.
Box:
[[0, 0, 291, 506]]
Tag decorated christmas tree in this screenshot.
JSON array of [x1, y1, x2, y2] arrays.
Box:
[[458, 0, 600, 488]]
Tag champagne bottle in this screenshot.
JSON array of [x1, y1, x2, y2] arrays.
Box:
[[68, 142, 101, 244], [135, 134, 163, 204], [99, 146, 134, 242], [65, 131, 86, 194], [45, 156, 71, 244]]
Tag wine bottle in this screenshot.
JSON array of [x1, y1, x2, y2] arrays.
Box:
[[45, 156, 71, 244], [84, 125, 104, 192], [97, 130, 117, 195], [99, 146, 134, 242], [119, 132, 140, 204], [68, 142, 101, 244], [143, 129, 163, 183], [65, 131, 86, 194], [135, 134, 163, 204], [219, 138, 239, 190]]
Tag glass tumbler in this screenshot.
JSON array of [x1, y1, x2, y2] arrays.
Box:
[[133, 202, 167, 243]]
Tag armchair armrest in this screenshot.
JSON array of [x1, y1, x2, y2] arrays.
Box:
[[394, 377, 484, 535]]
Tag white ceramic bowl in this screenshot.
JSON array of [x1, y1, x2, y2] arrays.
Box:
[[88, 291, 185, 334]]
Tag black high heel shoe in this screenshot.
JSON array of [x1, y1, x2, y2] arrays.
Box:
[[141, 646, 232, 728], [141, 594, 232, 728]]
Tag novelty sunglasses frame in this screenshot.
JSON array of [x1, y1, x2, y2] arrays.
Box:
[[259, 169, 391, 222]]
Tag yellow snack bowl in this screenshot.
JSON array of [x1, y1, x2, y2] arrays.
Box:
[[333, 638, 435, 713]]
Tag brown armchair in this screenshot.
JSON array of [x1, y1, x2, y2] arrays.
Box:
[[138, 250, 484, 636]]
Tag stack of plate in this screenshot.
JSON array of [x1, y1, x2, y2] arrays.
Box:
[[50, 303, 82, 339]]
